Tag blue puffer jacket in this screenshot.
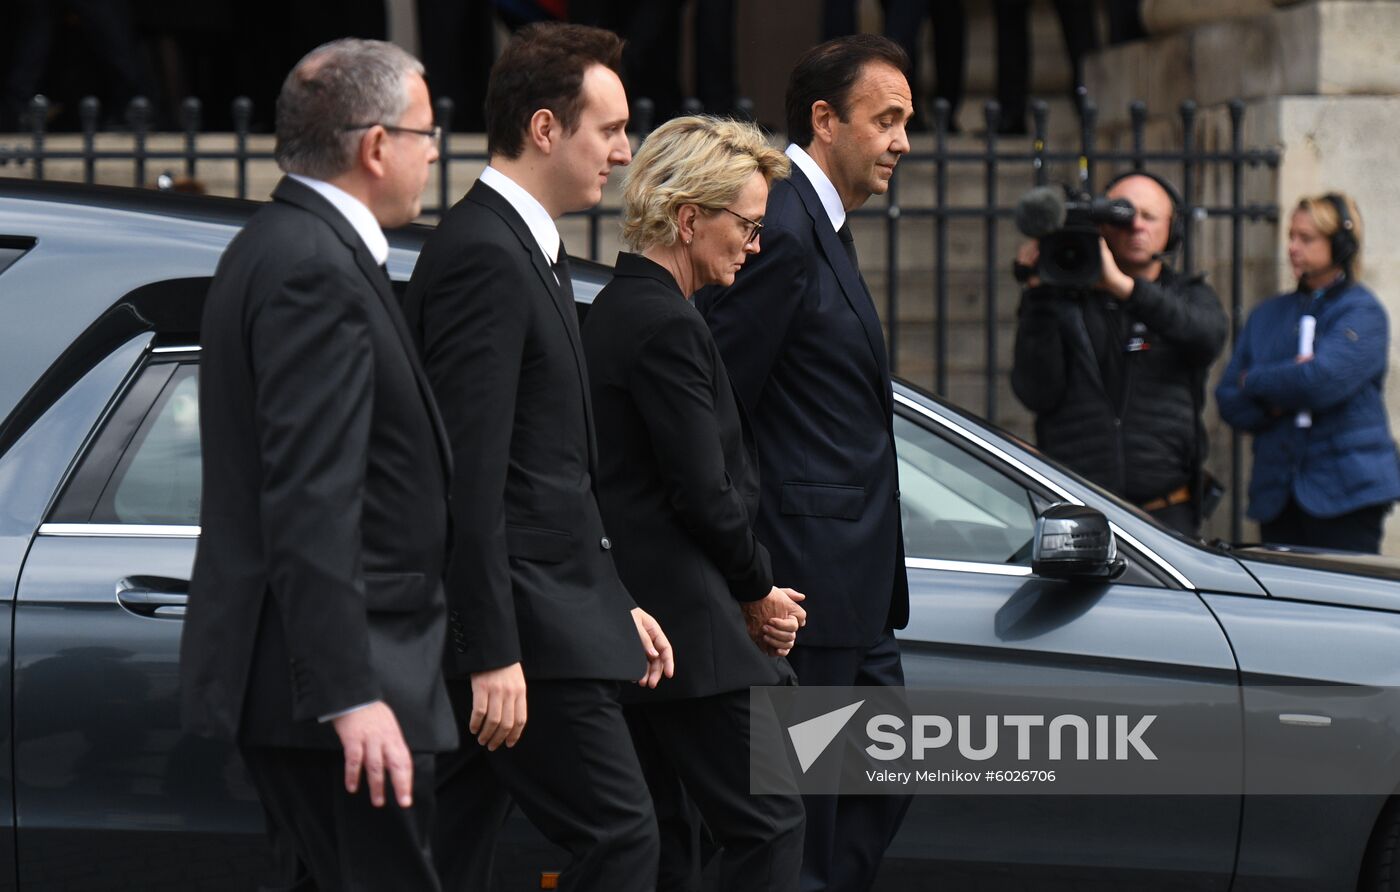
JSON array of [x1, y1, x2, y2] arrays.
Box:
[[1217, 276, 1400, 522]]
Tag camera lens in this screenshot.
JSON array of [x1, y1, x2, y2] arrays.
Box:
[[1052, 244, 1082, 271]]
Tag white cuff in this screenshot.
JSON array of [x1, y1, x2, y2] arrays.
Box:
[[318, 700, 380, 723]]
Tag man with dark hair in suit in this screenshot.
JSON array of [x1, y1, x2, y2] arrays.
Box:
[[403, 22, 673, 892], [183, 38, 454, 892], [695, 34, 915, 892]]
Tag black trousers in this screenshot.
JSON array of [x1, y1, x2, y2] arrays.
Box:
[[785, 633, 913, 892], [627, 690, 805, 892], [239, 745, 441, 892], [435, 678, 659, 892], [994, 0, 1099, 131], [1261, 498, 1391, 554], [415, 0, 494, 131], [883, 0, 967, 126]]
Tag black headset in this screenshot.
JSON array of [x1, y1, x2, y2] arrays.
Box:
[[1104, 169, 1185, 255], [1322, 193, 1359, 271]]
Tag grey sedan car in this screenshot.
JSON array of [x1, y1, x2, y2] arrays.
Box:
[[4, 179, 1400, 891]]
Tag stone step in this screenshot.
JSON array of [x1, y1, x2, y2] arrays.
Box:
[[850, 214, 1028, 272], [884, 317, 1020, 376], [866, 268, 1024, 325]]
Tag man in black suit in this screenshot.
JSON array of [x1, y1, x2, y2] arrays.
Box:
[[402, 23, 673, 892], [182, 39, 454, 891], [695, 35, 915, 892]]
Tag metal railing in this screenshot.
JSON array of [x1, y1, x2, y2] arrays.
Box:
[[0, 93, 1282, 540]]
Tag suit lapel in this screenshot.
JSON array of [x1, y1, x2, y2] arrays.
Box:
[[468, 182, 599, 474], [272, 178, 455, 479], [787, 168, 893, 412], [354, 249, 455, 476]]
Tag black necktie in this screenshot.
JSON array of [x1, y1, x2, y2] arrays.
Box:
[[837, 222, 859, 272], [838, 221, 875, 300], [552, 244, 575, 304]]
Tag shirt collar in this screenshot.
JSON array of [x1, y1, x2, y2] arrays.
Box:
[[785, 143, 846, 232], [479, 165, 562, 264], [287, 173, 389, 265]]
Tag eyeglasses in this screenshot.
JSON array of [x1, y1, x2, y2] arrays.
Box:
[[720, 207, 763, 246], [342, 122, 442, 142]]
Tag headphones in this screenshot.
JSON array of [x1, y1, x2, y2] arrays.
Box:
[[1104, 169, 1185, 256], [1322, 192, 1359, 271]]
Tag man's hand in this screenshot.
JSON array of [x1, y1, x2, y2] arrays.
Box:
[[1096, 238, 1136, 300], [469, 662, 527, 751], [1014, 240, 1042, 288], [742, 587, 808, 657], [631, 607, 675, 688], [332, 702, 415, 809]]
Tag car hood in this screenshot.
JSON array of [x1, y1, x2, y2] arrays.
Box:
[[1235, 545, 1400, 612]]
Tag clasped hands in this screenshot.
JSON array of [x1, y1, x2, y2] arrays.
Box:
[[741, 586, 807, 657]]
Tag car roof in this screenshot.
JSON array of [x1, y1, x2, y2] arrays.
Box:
[[0, 179, 611, 450]]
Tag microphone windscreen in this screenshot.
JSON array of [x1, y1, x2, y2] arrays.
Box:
[[1015, 187, 1067, 238]]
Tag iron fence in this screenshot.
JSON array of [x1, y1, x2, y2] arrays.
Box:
[[0, 92, 1282, 540]]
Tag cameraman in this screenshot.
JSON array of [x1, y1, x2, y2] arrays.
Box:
[[1010, 172, 1228, 535]]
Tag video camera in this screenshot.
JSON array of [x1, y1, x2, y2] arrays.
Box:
[[1014, 185, 1136, 288]]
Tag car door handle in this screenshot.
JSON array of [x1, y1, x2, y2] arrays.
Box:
[[116, 576, 188, 618]]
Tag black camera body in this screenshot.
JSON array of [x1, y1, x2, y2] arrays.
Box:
[[1015, 186, 1136, 288]]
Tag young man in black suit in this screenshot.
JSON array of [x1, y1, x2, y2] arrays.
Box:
[[183, 39, 454, 891], [695, 34, 915, 892], [402, 23, 673, 892]]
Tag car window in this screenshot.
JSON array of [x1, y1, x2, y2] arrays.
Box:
[[894, 413, 1038, 565], [0, 241, 31, 278], [93, 364, 200, 525]]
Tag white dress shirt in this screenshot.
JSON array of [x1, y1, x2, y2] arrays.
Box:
[[478, 165, 562, 265], [785, 144, 846, 233], [287, 173, 390, 265]]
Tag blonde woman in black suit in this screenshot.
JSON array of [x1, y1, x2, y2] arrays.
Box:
[[582, 115, 807, 892]]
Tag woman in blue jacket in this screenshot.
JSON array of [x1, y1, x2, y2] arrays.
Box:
[[1217, 192, 1400, 552]]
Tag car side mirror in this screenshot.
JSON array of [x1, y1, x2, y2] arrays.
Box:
[[1032, 503, 1126, 580]]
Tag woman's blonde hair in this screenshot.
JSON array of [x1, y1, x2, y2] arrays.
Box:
[[622, 115, 790, 252], [1296, 192, 1364, 280]]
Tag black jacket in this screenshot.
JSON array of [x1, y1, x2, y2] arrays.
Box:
[[696, 166, 909, 649], [183, 177, 458, 752], [584, 253, 783, 700], [402, 179, 645, 683], [1010, 266, 1228, 502]]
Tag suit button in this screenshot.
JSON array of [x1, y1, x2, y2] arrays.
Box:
[[600, 537, 612, 550], [894, 490, 901, 502]]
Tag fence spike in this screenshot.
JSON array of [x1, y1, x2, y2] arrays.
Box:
[[983, 99, 1002, 138], [932, 97, 951, 137], [181, 97, 201, 133], [633, 98, 655, 135], [79, 96, 100, 135]]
